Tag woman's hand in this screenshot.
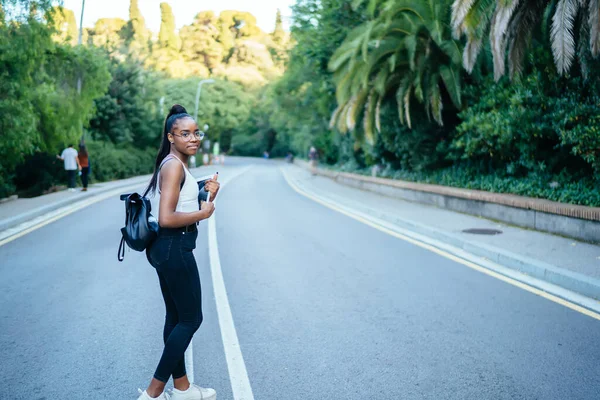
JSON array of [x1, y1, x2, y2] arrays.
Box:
[[204, 174, 220, 201], [201, 201, 216, 219]]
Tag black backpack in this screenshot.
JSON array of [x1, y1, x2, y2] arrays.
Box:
[[117, 192, 159, 261]]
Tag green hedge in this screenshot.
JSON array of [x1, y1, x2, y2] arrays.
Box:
[[3, 141, 157, 198], [335, 163, 600, 207], [86, 141, 156, 182]]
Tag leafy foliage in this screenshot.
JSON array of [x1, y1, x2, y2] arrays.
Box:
[[329, 0, 463, 144], [88, 57, 163, 147], [0, 7, 110, 195], [451, 0, 600, 79]]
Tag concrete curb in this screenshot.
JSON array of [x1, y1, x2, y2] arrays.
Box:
[[295, 160, 600, 243], [0, 175, 151, 233], [367, 206, 600, 301], [289, 164, 600, 301]]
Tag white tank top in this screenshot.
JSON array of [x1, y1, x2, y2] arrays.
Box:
[[159, 155, 199, 213]]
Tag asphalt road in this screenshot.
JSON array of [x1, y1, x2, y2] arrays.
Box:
[[1, 158, 599, 399]]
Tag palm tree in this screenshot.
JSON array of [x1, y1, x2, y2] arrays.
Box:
[[329, 0, 463, 143], [452, 0, 600, 79]]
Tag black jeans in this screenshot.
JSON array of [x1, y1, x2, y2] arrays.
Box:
[[66, 170, 76, 189], [146, 228, 202, 383], [81, 167, 90, 188]]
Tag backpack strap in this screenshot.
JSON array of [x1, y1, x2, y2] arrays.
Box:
[[117, 234, 126, 262]]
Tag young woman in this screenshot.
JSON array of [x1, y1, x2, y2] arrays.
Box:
[[78, 144, 90, 191], [138, 104, 220, 400]]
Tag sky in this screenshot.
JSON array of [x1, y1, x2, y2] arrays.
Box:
[[62, 0, 295, 33]]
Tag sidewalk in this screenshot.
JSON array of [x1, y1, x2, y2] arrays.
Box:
[[284, 164, 600, 303], [0, 165, 217, 233]]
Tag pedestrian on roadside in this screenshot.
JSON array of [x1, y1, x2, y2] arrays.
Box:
[[138, 104, 220, 400], [57, 144, 81, 192], [308, 146, 318, 175], [203, 138, 211, 164], [78, 144, 90, 192], [212, 141, 220, 164]]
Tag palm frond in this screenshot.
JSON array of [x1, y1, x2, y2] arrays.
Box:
[[352, 0, 384, 16], [451, 0, 477, 37], [404, 87, 412, 129], [381, 0, 429, 23], [440, 39, 463, 65], [551, 0, 580, 75], [506, 0, 545, 78], [578, 12, 591, 79], [429, 81, 443, 126], [405, 34, 418, 70], [361, 21, 376, 61], [375, 95, 383, 132], [489, 0, 521, 80], [461, 0, 496, 71], [464, 37, 483, 73], [395, 77, 410, 126], [346, 89, 370, 131], [338, 102, 352, 133], [363, 89, 378, 144], [329, 104, 344, 130], [440, 65, 462, 109], [589, 0, 600, 56]]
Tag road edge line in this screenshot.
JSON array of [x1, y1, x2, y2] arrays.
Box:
[[206, 166, 255, 400], [280, 167, 600, 322]]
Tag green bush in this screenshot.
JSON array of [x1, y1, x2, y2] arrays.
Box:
[[0, 168, 15, 200], [452, 54, 599, 178], [14, 152, 65, 197], [230, 133, 264, 157], [338, 164, 600, 207], [86, 141, 156, 182]]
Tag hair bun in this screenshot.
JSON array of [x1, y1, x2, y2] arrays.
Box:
[[169, 104, 188, 116]]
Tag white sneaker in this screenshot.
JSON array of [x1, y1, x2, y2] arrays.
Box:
[[170, 383, 216, 400], [137, 388, 171, 400]]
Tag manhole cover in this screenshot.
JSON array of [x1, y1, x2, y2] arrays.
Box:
[[462, 228, 503, 235]]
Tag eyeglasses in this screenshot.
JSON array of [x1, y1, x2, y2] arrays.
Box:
[[170, 131, 205, 141]]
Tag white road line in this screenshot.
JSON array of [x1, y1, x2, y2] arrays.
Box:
[[280, 166, 600, 321], [208, 215, 254, 400], [0, 186, 141, 247], [203, 166, 255, 400], [1, 163, 256, 394]]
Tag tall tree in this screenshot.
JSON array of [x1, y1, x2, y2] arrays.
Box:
[[147, 2, 185, 77], [86, 18, 127, 53], [127, 0, 149, 53], [89, 58, 162, 146], [129, 0, 150, 43], [264, 0, 366, 160], [272, 9, 286, 44], [179, 11, 222, 72], [159, 2, 179, 50], [48, 6, 77, 44]]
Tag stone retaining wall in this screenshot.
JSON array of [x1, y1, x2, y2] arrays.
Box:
[[297, 161, 600, 243]]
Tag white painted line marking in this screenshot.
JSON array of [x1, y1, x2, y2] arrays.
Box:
[[208, 214, 255, 400], [280, 166, 600, 322], [204, 166, 255, 400], [0, 186, 142, 247], [0, 163, 256, 394]]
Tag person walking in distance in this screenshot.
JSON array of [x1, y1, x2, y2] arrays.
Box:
[[57, 144, 81, 192], [138, 105, 219, 400], [78, 144, 90, 192], [308, 146, 318, 176]]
